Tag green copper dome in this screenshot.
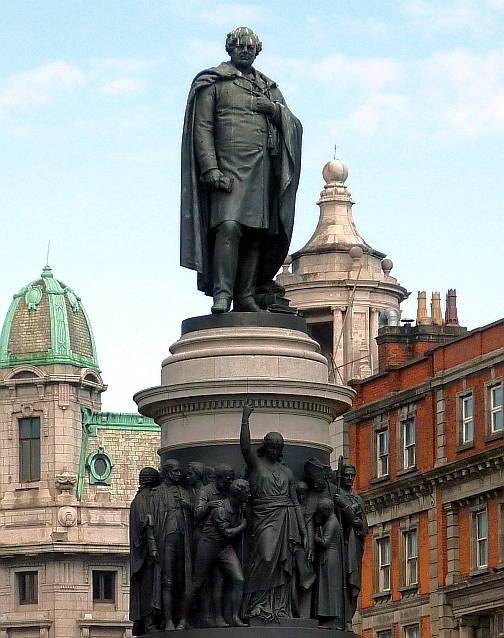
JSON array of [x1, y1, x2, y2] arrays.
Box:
[[0, 266, 99, 370]]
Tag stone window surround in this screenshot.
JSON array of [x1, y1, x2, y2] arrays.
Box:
[[403, 622, 420, 638], [399, 515, 419, 593], [376, 629, 392, 638], [88, 565, 120, 611], [485, 377, 503, 442], [372, 523, 392, 598], [9, 403, 48, 495], [11, 565, 42, 611], [470, 504, 489, 574], [371, 413, 390, 484], [397, 404, 417, 475], [456, 388, 475, 451]]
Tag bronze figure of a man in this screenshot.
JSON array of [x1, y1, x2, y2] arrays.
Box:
[[180, 27, 302, 313]]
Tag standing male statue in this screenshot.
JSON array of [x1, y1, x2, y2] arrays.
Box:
[[181, 27, 302, 313]]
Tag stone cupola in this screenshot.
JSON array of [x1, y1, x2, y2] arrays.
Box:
[[277, 158, 409, 384], [0, 265, 100, 371]]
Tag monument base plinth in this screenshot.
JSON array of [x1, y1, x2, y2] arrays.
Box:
[[144, 627, 358, 638]]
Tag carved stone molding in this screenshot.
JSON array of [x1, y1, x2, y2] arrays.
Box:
[[57, 506, 77, 527], [55, 473, 77, 493], [152, 396, 340, 421]]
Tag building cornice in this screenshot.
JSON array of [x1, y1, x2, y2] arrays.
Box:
[[361, 446, 504, 513]]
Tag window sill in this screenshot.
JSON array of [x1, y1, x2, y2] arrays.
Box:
[[484, 431, 503, 443], [370, 475, 390, 485], [15, 484, 40, 492], [469, 567, 489, 577], [456, 441, 474, 452], [396, 467, 417, 477], [398, 584, 418, 597], [372, 592, 391, 603]]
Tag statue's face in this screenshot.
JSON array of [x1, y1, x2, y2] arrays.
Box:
[[318, 501, 333, 520], [229, 43, 258, 71], [184, 466, 199, 486], [216, 470, 235, 492], [313, 479, 326, 493], [342, 468, 356, 489], [296, 483, 308, 505], [164, 462, 182, 484]]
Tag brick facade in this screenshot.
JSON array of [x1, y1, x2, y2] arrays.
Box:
[[346, 319, 504, 638]]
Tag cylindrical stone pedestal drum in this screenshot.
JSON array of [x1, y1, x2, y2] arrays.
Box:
[[134, 313, 355, 477], [134, 313, 358, 637]]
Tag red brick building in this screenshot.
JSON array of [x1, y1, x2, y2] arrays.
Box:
[[345, 319, 504, 638]]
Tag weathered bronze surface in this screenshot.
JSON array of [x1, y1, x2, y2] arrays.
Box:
[[180, 27, 302, 314], [129, 408, 367, 634]]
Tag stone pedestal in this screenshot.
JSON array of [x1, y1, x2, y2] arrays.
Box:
[[144, 627, 358, 638], [134, 313, 354, 476]]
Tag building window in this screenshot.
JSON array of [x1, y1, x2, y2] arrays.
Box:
[[376, 429, 389, 478], [18, 417, 40, 482], [87, 447, 113, 485], [462, 395, 474, 443], [404, 624, 420, 638], [403, 418, 416, 469], [404, 529, 418, 586], [377, 631, 392, 638], [377, 537, 391, 592], [92, 570, 115, 603], [473, 509, 488, 569], [17, 571, 38, 605], [489, 383, 503, 434]]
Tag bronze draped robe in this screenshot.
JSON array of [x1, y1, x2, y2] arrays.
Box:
[[180, 61, 302, 296]]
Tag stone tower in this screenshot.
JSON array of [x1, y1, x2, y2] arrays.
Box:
[[277, 159, 409, 385], [0, 266, 159, 637]]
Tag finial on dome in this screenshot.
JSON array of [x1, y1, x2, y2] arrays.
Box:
[[41, 265, 53, 278], [322, 159, 348, 185]]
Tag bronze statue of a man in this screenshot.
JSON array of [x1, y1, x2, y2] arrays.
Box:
[[180, 27, 302, 313]]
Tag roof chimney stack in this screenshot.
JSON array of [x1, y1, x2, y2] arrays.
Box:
[[431, 292, 443, 326], [445, 289, 459, 325]]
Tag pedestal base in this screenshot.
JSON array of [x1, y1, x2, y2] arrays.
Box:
[[144, 628, 358, 638]]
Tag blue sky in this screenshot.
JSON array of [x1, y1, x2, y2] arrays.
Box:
[[1, 0, 503, 411]]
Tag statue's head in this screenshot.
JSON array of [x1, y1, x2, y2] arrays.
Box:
[[229, 478, 250, 503], [295, 480, 309, 505], [341, 464, 356, 489], [138, 466, 160, 489], [214, 464, 235, 492], [257, 431, 284, 462], [184, 461, 204, 487], [316, 497, 334, 522], [161, 459, 182, 484], [203, 465, 216, 485], [225, 27, 262, 70], [304, 457, 329, 493]]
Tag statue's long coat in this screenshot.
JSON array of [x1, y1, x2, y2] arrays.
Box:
[[180, 62, 302, 295], [129, 486, 161, 632]]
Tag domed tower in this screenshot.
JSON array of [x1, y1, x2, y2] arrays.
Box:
[[0, 266, 159, 636], [278, 158, 409, 384], [0, 265, 106, 510]]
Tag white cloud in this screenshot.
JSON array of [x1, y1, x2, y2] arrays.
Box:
[[0, 61, 85, 109], [167, 0, 266, 26], [101, 78, 146, 95], [401, 0, 504, 35]]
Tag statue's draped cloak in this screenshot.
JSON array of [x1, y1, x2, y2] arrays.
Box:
[[129, 487, 161, 629], [180, 62, 302, 295], [243, 460, 302, 621]]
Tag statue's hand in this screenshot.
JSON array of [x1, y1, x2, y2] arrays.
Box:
[[150, 549, 159, 562], [202, 168, 225, 189], [254, 95, 277, 117], [242, 403, 254, 420]]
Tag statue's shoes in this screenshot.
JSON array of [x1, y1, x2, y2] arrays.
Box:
[[233, 297, 261, 312], [211, 296, 231, 313]]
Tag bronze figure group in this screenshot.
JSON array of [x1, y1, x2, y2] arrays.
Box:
[[129, 407, 367, 634]]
